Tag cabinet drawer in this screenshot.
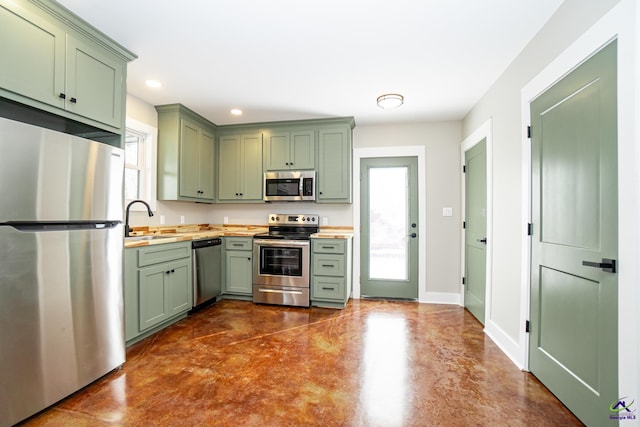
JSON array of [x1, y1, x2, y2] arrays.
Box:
[[312, 239, 345, 254], [313, 276, 345, 300], [313, 254, 345, 276], [137, 242, 191, 267], [225, 237, 253, 251]]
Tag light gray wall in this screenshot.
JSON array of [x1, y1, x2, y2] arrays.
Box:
[[353, 121, 462, 296], [462, 0, 622, 341], [462, 0, 638, 400]]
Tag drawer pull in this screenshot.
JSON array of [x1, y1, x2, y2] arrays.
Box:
[[321, 287, 335, 291], [321, 246, 334, 249], [321, 264, 335, 268]]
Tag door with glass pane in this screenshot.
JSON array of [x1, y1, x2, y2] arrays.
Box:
[[360, 157, 418, 299]]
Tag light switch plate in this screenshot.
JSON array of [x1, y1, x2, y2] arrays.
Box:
[[442, 207, 453, 217]]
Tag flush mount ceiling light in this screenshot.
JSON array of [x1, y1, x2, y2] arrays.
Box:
[[145, 79, 162, 88], [230, 109, 243, 116], [377, 93, 404, 109]]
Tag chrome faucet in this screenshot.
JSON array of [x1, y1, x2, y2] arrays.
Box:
[[124, 200, 154, 237]]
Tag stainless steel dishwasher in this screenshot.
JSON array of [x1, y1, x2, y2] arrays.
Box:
[[192, 237, 222, 309]]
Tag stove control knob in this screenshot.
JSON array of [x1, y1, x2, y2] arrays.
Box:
[[311, 217, 316, 222], [302, 217, 306, 221]]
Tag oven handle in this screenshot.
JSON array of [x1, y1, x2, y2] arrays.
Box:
[[253, 239, 310, 248], [257, 288, 304, 295]]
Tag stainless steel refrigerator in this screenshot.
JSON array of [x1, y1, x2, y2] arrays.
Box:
[[0, 117, 126, 426]]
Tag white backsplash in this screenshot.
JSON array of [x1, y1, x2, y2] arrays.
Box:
[[127, 200, 353, 228]]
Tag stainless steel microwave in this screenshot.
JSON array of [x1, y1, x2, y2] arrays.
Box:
[[263, 171, 315, 202]]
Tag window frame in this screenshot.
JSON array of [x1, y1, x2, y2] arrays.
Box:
[[124, 117, 157, 211]]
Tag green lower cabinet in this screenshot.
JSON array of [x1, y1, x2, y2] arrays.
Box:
[[124, 242, 193, 345], [311, 238, 352, 308], [139, 259, 191, 332], [222, 237, 253, 299]]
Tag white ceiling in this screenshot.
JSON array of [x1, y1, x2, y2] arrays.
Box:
[[57, 0, 564, 126]]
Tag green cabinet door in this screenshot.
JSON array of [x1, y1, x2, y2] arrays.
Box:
[[65, 35, 124, 129], [218, 133, 263, 201], [218, 134, 242, 200], [166, 260, 192, 316], [138, 258, 192, 333], [179, 118, 214, 200], [0, 4, 66, 109], [264, 130, 314, 170], [156, 104, 216, 203], [317, 128, 352, 203], [138, 263, 170, 332], [241, 134, 263, 200], [199, 129, 215, 200], [225, 250, 253, 295], [290, 130, 315, 169], [180, 119, 201, 199], [264, 132, 290, 170]]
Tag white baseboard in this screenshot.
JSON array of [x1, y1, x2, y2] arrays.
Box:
[[484, 319, 526, 370], [420, 292, 461, 305]]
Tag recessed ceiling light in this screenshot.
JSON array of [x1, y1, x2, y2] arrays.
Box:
[[230, 109, 243, 116], [145, 79, 162, 88], [377, 93, 404, 109]]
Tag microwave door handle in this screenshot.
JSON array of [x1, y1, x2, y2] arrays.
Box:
[[299, 178, 303, 197]]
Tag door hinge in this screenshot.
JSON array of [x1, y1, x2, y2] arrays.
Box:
[[525, 320, 530, 333], [462, 277, 466, 285], [527, 125, 532, 138], [527, 223, 533, 236], [463, 221, 466, 229], [463, 165, 466, 173]]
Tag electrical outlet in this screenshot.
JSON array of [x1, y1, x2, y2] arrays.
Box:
[[180, 215, 185, 224], [223, 216, 229, 224], [160, 215, 166, 225], [322, 217, 329, 226]]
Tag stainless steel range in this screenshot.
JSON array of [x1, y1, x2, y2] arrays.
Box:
[[253, 214, 319, 307]]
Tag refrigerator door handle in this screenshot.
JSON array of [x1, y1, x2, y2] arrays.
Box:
[[0, 221, 121, 232]]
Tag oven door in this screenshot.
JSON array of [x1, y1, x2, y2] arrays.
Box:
[[252, 239, 310, 288]]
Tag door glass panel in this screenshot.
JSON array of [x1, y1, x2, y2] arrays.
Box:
[[369, 167, 408, 280]]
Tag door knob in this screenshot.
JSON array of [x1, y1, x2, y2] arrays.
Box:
[[582, 258, 616, 273], [408, 233, 417, 238], [477, 238, 487, 244]]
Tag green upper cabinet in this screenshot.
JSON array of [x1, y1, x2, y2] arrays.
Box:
[[156, 104, 216, 203], [218, 133, 263, 202], [0, 0, 135, 133], [264, 129, 315, 170], [317, 127, 353, 203]]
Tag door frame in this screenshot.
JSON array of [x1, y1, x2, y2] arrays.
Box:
[[460, 119, 493, 326], [519, 1, 637, 407], [353, 146, 426, 301]]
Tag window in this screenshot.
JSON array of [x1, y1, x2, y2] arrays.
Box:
[[124, 118, 157, 210]]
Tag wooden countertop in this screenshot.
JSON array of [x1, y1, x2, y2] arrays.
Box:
[[124, 224, 353, 248], [124, 225, 267, 248]]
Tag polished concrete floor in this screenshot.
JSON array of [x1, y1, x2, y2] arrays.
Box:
[[22, 299, 582, 426]]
